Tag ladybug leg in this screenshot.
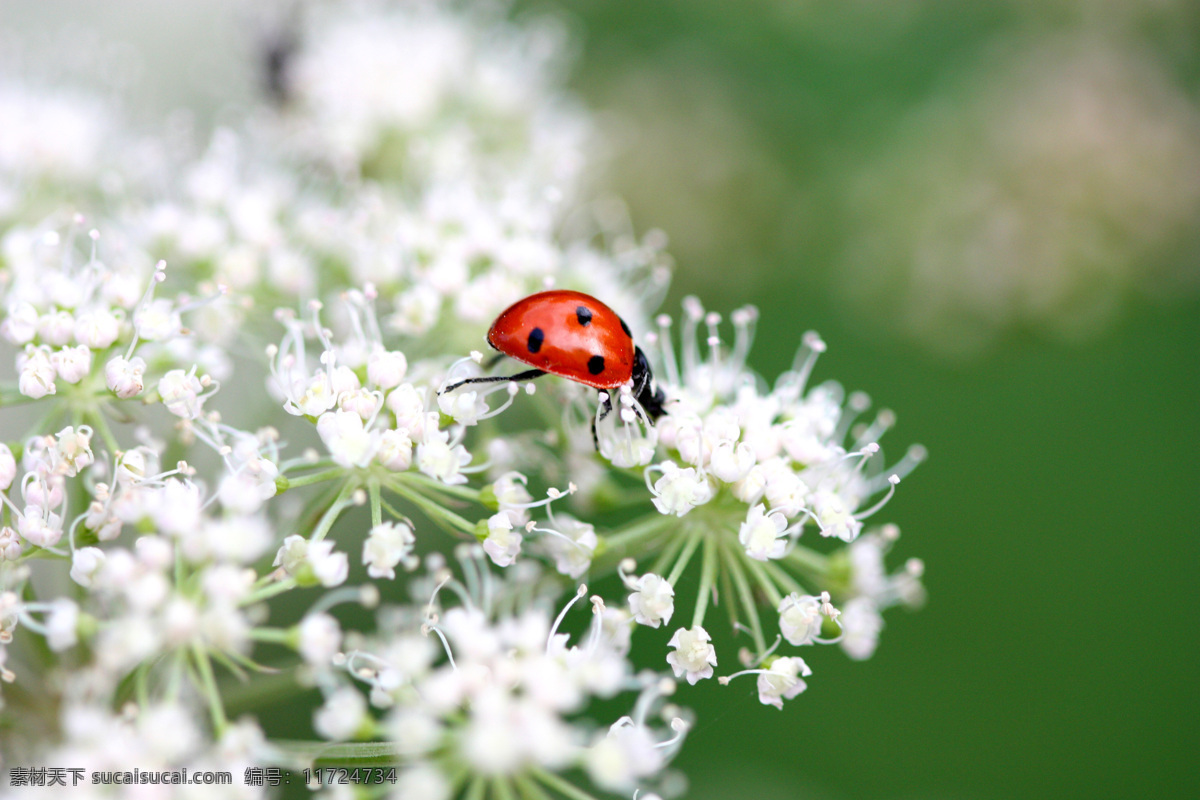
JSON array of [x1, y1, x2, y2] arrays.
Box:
[[439, 369, 546, 395], [591, 391, 614, 451], [482, 352, 506, 371]]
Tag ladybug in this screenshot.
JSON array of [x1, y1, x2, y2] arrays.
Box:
[[440, 290, 666, 441]]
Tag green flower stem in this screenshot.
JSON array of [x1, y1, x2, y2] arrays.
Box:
[[386, 478, 475, 535], [165, 649, 187, 703], [742, 555, 784, 608], [465, 775, 486, 800], [722, 536, 766, 653], [310, 480, 359, 543], [649, 525, 688, 577], [604, 514, 672, 551], [785, 545, 829, 576], [692, 533, 718, 630], [762, 559, 807, 597], [87, 409, 121, 457], [530, 767, 603, 800], [514, 774, 554, 800], [281, 468, 346, 491], [667, 529, 703, 587], [368, 478, 382, 528], [249, 627, 293, 644], [399, 471, 481, 502], [240, 578, 297, 607], [493, 777, 516, 800], [192, 642, 227, 736]]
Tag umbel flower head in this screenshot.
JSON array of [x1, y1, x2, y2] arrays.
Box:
[[0, 0, 926, 795]]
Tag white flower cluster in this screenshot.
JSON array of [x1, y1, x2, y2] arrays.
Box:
[[309, 555, 689, 797], [0, 0, 926, 794]]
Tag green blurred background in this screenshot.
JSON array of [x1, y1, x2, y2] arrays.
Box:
[[5, 1, 1199, 798], [520, 3, 1200, 798]]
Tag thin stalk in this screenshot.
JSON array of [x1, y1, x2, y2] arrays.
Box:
[[464, 775, 487, 800], [530, 767, 603, 800], [761, 559, 808, 597], [310, 479, 358, 542], [722, 537, 766, 653], [284, 467, 346, 490], [743, 556, 784, 608], [513, 774, 554, 800], [368, 478, 382, 528], [648, 527, 688, 578], [386, 479, 475, 535], [692, 534, 718, 630], [192, 642, 227, 736], [667, 529, 703, 587], [399, 471, 481, 502]]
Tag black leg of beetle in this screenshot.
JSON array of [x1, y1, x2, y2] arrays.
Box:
[[482, 352, 506, 371], [439, 369, 546, 395], [591, 391, 614, 452], [631, 346, 667, 422]]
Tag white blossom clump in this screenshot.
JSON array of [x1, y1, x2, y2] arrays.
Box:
[[0, 0, 926, 792]]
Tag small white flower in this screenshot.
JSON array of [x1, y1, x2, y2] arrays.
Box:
[[650, 463, 714, 517], [73, 308, 120, 349], [316, 409, 377, 467], [0, 443, 17, 490], [374, 427, 413, 472], [51, 345, 92, 384], [482, 512, 522, 567], [585, 719, 664, 792], [709, 439, 756, 483], [134, 298, 180, 341], [394, 765, 449, 800], [53, 425, 94, 477], [105, 355, 147, 398], [273, 535, 348, 587], [70, 546, 106, 588], [17, 345, 56, 398], [363, 521, 416, 579], [386, 383, 428, 439], [367, 347, 408, 390], [1, 302, 38, 344], [45, 599, 79, 651], [18, 505, 63, 548], [666, 625, 717, 684], [416, 428, 471, 485], [756, 656, 811, 709], [0, 527, 22, 560], [313, 687, 367, 740], [541, 514, 597, 579], [840, 597, 883, 660], [158, 369, 206, 419], [628, 573, 675, 628], [738, 503, 788, 562], [778, 593, 824, 646], [812, 488, 863, 542], [298, 613, 342, 667], [38, 310, 75, 345], [339, 387, 381, 420]]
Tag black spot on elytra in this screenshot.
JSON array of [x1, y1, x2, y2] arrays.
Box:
[[527, 327, 544, 353], [588, 355, 605, 375], [619, 317, 632, 338], [576, 306, 593, 326]]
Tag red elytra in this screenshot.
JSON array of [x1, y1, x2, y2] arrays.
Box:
[[486, 290, 635, 390]]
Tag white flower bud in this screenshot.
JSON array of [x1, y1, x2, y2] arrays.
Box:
[[45, 599, 79, 652], [50, 345, 92, 384], [73, 308, 120, 348], [18, 505, 63, 548], [106, 355, 147, 398], [375, 428, 413, 472], [70, 546, 107, 588], [316, 410, 376, 467], [778, 593, 823, 646], [709, 439, 755, 483], [17, 345, 56, 398], [298, 613, 342, 667], [482, 512, 522, 567], [314, 687, 367, 740], [38, 310, 75, 345], [367, 347, 407, 390], [158, 369, 206, 419], [1, 302, 38, 344], [0, 444, 16, 491]]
